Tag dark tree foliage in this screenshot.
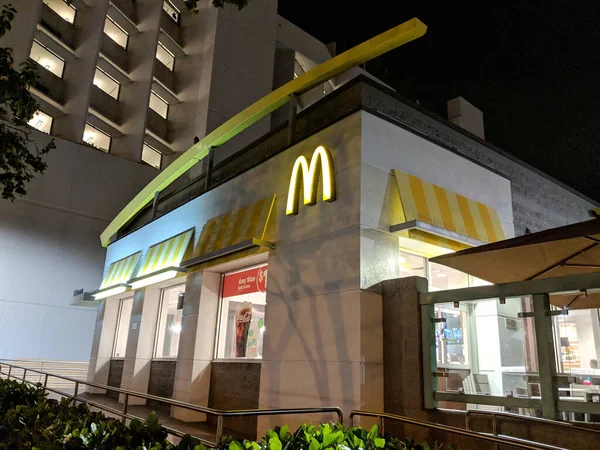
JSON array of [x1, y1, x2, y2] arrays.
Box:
[[0, 4, 54, 201], [184, 0, 250, 14]]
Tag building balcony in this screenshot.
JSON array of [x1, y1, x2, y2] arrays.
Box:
[[153, 60, 176, 93], [110, 0, 137, 23], [101, 35, 129, 73], [160, 11, 183, 48], [90, 86, 121, 125], [31, 60, 65, 104], [39, 3, 76, 49], [146, 109, 169, 142]]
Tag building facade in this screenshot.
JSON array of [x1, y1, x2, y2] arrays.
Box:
[[86, 78, 599, 437], [0, 0, 353, 362]]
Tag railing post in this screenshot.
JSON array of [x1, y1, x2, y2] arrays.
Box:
[[73, 382, 79, 405], [44, 373, 49, 388], [379, 416, 384, 436], [491, 413, 499, 450], [286, 93, 298, 146], [22, 368, 26, 383], [216, 415, 224, 445], [122, 393, 129, 424], [421, 303, 437, 409], [204, 147, 215, 192], [532, 293, 559, 420], [7, 365, 11, 379]]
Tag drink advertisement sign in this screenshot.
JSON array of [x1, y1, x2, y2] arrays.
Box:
[[222, 265, 268, 298]]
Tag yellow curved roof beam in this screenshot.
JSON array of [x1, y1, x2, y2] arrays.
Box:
[[101, 18, 427, 247]]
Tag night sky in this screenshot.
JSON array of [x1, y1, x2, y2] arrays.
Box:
[[278, 0, 600, 203]]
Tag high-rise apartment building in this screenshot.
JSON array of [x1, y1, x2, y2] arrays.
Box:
[[0, 0, 351, 363]]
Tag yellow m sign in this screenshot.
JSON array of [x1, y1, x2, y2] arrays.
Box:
[[286, 146, 336, 216]]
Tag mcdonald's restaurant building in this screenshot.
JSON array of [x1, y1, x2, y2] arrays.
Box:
[[85, 79, 596, 437]]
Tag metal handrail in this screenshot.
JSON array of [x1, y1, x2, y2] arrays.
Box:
[[349, 410, 565, 450], [0, 362, 342, 446], [466, 409, 600, 438]]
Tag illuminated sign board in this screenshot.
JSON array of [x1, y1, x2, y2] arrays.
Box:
[[286, 146, 336, 215]]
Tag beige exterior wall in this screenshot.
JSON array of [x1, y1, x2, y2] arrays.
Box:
[[87, 110, 515, 433]]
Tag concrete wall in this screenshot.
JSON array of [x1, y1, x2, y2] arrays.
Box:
[[361, 83, 597, 235], [0, 130, 156, 361]]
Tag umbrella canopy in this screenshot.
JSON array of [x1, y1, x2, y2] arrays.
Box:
[[429, 218, 600, 309]]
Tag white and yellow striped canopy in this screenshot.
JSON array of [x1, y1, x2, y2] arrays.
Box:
[[194, 195, 275, 258], [394, 169, 505, 246], [100, 252, 141, 289], [137, 229, 194, 278]]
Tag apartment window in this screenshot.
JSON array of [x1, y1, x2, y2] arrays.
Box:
[[104, 16, 128, 49], [156, 42, 175, 71], [27, 111, 53, 134], [30, 40, 65, 78], [142, 144, 162, 169], [149, 91, 169, 119], [84, 123, 111, 153], [113, 297, 133, 358], [216, 265, 268, 359], [93, 67, 120, 100], [43, 0, 76, 24], [154, 284, 185, 359], [163, 0, 180, 24]]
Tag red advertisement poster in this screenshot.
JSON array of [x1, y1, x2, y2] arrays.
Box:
[[222, 265, 268, 298]]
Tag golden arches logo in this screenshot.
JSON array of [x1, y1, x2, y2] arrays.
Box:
[[286, 146, 336, 216]]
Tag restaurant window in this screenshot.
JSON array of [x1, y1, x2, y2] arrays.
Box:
[[142, 143, 162, 169], [104, 16, 128, 49], [429, 261, 469, 291], [113, 297, 133, 358], [399, 251, 426, 278], [435, 304, 471, 367], [156, 42, 175, 71], [84, 123, 111, 153], [149, 91, 169, 119], [43, 0, 76, 24], [163, 0, 180, 24], [93, 67, 120, 100], [216, 265, 268, 359], [27, 111, 53, 134], [154, 284, 185, 359], [553, 308, 600, 378], [30, 40, 65, 78]]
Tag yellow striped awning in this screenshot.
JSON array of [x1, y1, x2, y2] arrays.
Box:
[[100, 252, 142, 289], [393, 169, 505, 247], [186, 195, 276, 268], [136, 229, 194, 278]]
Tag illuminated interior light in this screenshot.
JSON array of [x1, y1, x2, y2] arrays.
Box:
[[170, 323, 182, 333], [129, 269, 180, 290], [286, 146, 336, 215], [93, 285, 127, 300]]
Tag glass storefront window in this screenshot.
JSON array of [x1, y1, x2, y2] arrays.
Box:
[[435, 297, 539, 401], [156, 42, 175, 71], [30, 40, 65, 78], [104, 17, 128, 49], [216, 265, 268, 359], [113, 297, 133, 358], [399, 251, 426, 278], [429, 261, 469, 291], [27, 111, 53, 134], [154, 284, 185, 358], [553, 308, 600, 380]]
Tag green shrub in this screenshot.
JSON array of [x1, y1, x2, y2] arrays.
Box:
[[0, 379, 453, 450]]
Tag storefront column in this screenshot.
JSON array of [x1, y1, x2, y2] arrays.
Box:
[[171, 270, 221, 421], [86, 298, 119, 394], [119, 287, 161, 405]]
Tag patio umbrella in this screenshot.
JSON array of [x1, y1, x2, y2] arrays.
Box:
[[429, 218, 600, 309]]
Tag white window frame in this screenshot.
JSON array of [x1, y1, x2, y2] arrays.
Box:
[[93, 67, 121, 100], [84, 122, 112, 153], [142, 143, 162, 169], [30, 40, 65, 78], [156, 41, 175, 71], [104, 16, 129, 49]]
